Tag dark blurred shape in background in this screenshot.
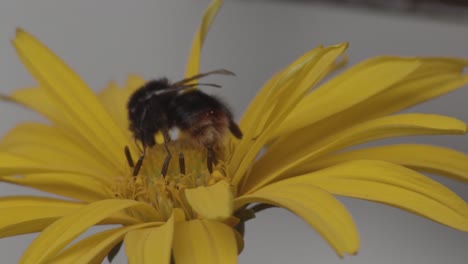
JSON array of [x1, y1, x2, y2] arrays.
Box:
[[263, 0, 468, 22]]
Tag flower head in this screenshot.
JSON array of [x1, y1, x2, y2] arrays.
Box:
[[1, 0, 468, 263]]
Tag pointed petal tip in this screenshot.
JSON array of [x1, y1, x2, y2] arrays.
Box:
[[15, 27, 25, 36], [338, 249, 359, 258], [343, 246, 360, 258], [336, 42, 349, 49], [106, 79, 117, 87], [11, 28, 28, 47], [13, 28, 30, 42], [325, 42, 349, 51], [0, 93, 12, 101], [126, 73, 145, 79]]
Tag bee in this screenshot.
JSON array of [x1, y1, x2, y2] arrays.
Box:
[[125, 69, 243, 177]]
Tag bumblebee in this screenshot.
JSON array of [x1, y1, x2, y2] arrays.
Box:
[[126, 69, 242, 176]]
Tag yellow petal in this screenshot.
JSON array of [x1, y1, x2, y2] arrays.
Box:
[[173, 219, 237, 264], [51, 222, 162, 264], [281, 160, 468, 231], [306, 74, 468, 150], [239, 45, 323, 134], [235, 184, 359, 257], [231, 44, 348, 185], [0, 196, 139, 239], [97, 75, 144, 158], [1, 87, 66, 123], [98, 81, 130, 133], [0, 196, 83, 238], [231, 46, 323, 177], [243, 45, 345, 140], [123, 74, 146, 93], [231, 45, 327, 186], [366, 58, 468, 114], [239, 44, 347, 137], [13, 29, 128, 171], [279, 58, 468, 143], [0, 152, 73, 176], [244, 113, 467, 193], [2, 173, 110, 202], [275, 57, 422, 138], [301, 144, 468, 182], [3, 85, 137, 175], [2, 145, 112, 179], [98, 74, 145, 136], [19, 199, 159, 264], [0, 122, 119, 178], [407, 57, 467, 77], [0, 122, 116, 179], [97, 79, 142, 157], [125, 210, 179, 264], [3, 90, 125, 177], [185, 180, 233, 220], [185, 0, 223, 79]]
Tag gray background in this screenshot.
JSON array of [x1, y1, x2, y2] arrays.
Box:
[[0, 0, 467, 263]]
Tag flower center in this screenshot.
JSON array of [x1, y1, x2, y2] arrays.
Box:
[[112, 139, 230, 220]]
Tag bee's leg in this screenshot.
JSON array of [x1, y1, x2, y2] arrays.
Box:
[[161, 130, 172, 177], [206, 146, 217, 173], [133, 146, 146, 177], [179, 152, 186, 175], [124, 146, 135, 168]]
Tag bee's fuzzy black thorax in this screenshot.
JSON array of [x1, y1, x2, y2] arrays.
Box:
[[127, 78, 175, 147], [125, 70, 242, 176]]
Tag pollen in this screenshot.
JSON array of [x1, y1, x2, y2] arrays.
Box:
[[112, 138, 229, 220]]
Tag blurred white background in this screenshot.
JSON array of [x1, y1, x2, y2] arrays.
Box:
[[0, 0, 467, 263]]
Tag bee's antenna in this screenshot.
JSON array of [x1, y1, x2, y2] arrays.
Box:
[[182, 82, 222, 89], [157, 82, 224, 97], [144, 72, 231, 99], [172, 69, 235, 87], [143, 82, 223, 101]]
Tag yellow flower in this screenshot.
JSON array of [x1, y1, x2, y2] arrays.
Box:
[[1, 0, 468, 263]]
